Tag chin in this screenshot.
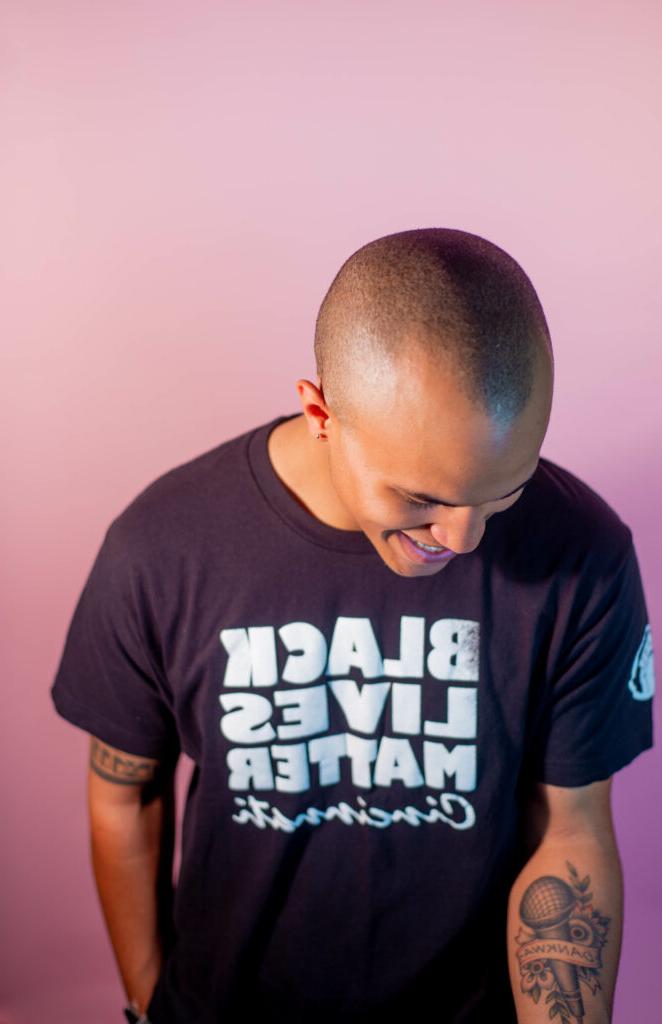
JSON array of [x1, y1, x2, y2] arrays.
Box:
[[374, 531, 455, 577], [373, 540, 447, 577]]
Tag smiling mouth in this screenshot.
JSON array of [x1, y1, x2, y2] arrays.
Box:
[[401, 532, 447, 552], [393, 531, 457, 567], [411, 539, 445, 552], [385, 527, 454, 557]]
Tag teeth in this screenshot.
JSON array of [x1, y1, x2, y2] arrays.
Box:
[[409, 536, 444, 552]]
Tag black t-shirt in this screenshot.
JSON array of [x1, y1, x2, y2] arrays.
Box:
[[50, 412, 655, 1024]]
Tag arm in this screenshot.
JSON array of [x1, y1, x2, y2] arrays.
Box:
[[507, 777, 622, 1024], [87, 735, 178, 1015]]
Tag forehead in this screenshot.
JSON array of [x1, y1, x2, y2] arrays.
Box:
[[343, 388, 540, 507], [336, 335, 549, 502]]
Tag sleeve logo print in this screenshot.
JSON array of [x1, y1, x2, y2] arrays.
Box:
[[627, 623, 655, 701]]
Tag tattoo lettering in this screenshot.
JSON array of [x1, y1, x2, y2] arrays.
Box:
[[89, 736, 159, 786], [515, 861, 610, 1023]]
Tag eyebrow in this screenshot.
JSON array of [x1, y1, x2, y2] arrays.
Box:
[[395, 467, 539, 508]]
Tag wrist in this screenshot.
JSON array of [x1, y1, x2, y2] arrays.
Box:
[[123, 1000, 152, 1023]]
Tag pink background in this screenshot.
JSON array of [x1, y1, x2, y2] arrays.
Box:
[[2, 2, 660, 1021]]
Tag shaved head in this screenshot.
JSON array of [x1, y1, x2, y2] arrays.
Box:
[[313, 227, 553, 429]]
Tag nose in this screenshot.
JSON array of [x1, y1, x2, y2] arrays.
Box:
[[428, 508, 487, 554]]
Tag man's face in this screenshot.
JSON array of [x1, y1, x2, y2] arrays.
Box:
[[308, 347, 551, 578]]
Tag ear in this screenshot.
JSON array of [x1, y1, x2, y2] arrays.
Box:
[[295, 377, 331, 436]]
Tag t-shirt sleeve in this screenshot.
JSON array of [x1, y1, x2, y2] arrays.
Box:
[[528, 532, 655, 787], [50, 516, 181, 761]]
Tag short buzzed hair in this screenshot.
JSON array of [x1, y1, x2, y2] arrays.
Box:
[[313, 227, 553, 428]]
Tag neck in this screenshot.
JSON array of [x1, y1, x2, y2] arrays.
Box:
[[268, 413, 360, 530]]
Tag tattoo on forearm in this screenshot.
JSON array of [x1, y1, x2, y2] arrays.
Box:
[[89, 737, 158, 785], [514, 861, 610, 1023]]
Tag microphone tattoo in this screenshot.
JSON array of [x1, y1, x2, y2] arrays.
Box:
[[515, 861, 610, 1023]]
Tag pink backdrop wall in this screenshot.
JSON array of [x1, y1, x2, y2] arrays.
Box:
[[3, 2, 660, 1021]]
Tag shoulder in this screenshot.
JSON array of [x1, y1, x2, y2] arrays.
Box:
[[104, 420, 263, 554], [531, 456, 631, 545], [505, 455, 633, 573]]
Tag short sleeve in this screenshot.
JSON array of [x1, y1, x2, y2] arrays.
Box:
[[527, 534, 655, 786], [50, 517, 181, 761]]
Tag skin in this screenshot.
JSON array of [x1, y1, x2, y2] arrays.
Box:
[[268, 337, 553, 577]]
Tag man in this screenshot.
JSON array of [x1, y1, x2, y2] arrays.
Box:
[[50, 228, 655, 1023]]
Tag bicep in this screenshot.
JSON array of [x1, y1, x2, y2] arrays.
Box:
[[87, 735, 172, 807], [87, 735, 177, 862], [522, 776, 615, 850]]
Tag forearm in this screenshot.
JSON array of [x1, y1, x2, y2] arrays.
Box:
[[88, 783, 176, 1013], [507, 830, 623, 1024]]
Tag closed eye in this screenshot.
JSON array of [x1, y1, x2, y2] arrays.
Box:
[[399, 486, 527, 510], [402, 495, 435, 508]]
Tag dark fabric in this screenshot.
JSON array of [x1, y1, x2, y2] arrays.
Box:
[[51, 412, 655, 1024]]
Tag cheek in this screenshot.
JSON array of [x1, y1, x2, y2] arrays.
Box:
[[351, 486, 397, 526], [329, 459, 374, 512]]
